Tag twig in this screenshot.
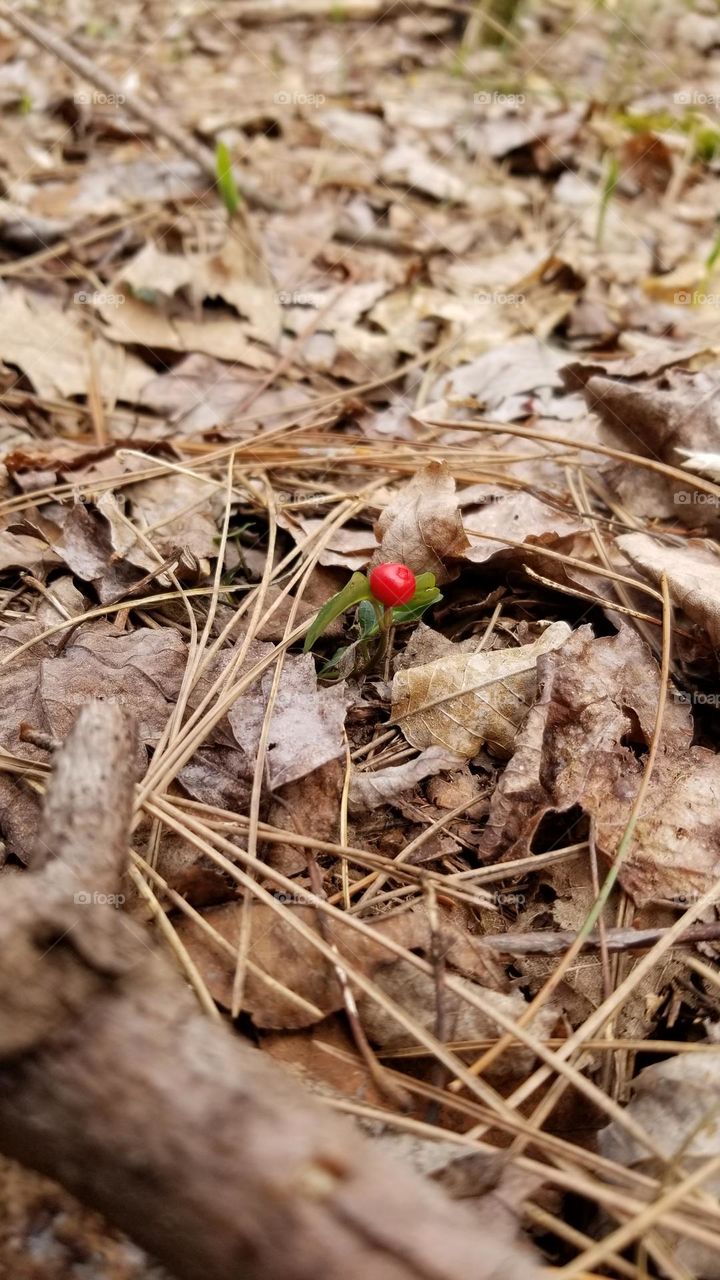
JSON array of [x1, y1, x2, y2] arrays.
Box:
[[475, 921, 720, 956]]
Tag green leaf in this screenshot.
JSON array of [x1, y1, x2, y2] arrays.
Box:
[[408, 572, 436, 603], [357, 599, 378, 639], [391, 587, 442, 626], [215, 141, 242, 216], [706, 226, 720, 274], [318, 643, 354, 679], [303, 572, 371, 651]]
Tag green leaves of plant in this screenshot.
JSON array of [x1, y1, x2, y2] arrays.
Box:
[[215, 141, 242, 217], [303, 571, 372, 651], [304, 569, 442, 655]]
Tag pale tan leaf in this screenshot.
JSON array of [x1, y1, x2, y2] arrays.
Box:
[[463, 491, 582, 565], [0, 287, 151, 401], [478, 625, 720, 908], [98, 293, 276, 369], [349, 745, 464, 812], [117, 238, 281, 346], [228, 652, 352, 790], [392, 622, 572, 758]]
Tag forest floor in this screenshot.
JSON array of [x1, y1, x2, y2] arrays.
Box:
[[2, 1, 720, 1276]]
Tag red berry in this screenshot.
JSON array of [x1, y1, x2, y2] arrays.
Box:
[[369, 562, 416, 607]]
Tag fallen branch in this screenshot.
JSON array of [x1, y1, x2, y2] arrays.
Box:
[[0, 704, 539, 1280]]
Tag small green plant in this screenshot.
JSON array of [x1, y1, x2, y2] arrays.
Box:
[[596, 152, 619, 247], [304, 562, 442, 675], [215, 141, 242, 217], [616, 110, 720, 162], [705, 224, 720, 276]]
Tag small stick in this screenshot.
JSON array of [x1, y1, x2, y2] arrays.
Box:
[[477, 920, 720, 956]]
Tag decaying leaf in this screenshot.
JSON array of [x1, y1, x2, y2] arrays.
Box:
[[349, 745, 465, 812], [0, 620, 186, 773], [138, 352, 310, 434], [435, 336, 569, 423], [263, 759, 345, 877], [228, 651, 352, 790], [371, 461, 469, 584], [357, 962, 557, 1081], [479, 624, 720, 906], [392, 621, 572, 758], [98, 293, 276, 369], [600, 1051, 720, 1278], [115, 237, 281, 346], [174, 901, 426, 1029], [462, 490, 583, 565], [618, 532, 720, 647]]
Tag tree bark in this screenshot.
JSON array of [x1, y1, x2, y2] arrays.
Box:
[[0, 705, 539, 1280]]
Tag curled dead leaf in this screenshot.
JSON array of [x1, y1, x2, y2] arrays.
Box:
[[371, 461, 469, 584]]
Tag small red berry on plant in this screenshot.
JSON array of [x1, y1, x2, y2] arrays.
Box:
[[369, 562, 416, 607]]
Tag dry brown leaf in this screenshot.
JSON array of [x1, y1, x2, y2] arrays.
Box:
[[392, 621, 572, 759], [618, 532, 720, 647], [276, 514, 376, 571], [116, 238, 281, 346], [564, 360, 720, 522], [263, 759, 345, 877], [0, 620, 185, 773], [52, 503, 150, 604], [138, 352, 310, 434], [155, 831, 235, 909], [227, 652, 351, 790], [371, 461, 469, 584], [0, 287, 152, 401], [357, 962, 556, 1082], [98, 293, 276, 369], [435, 336, 568, 422], [463, 491, 583, 566], [262, 1019, 386, 1107], [479, 624, 720, 907], [37, 625, 186, 766], [0, 530, 58, 573], [126, 472, 220, 566], [600, 1051, 720, 1278], [173, 902, 426, 1028], [177, 745, 252, 814], [349, 745, 464, 812]]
